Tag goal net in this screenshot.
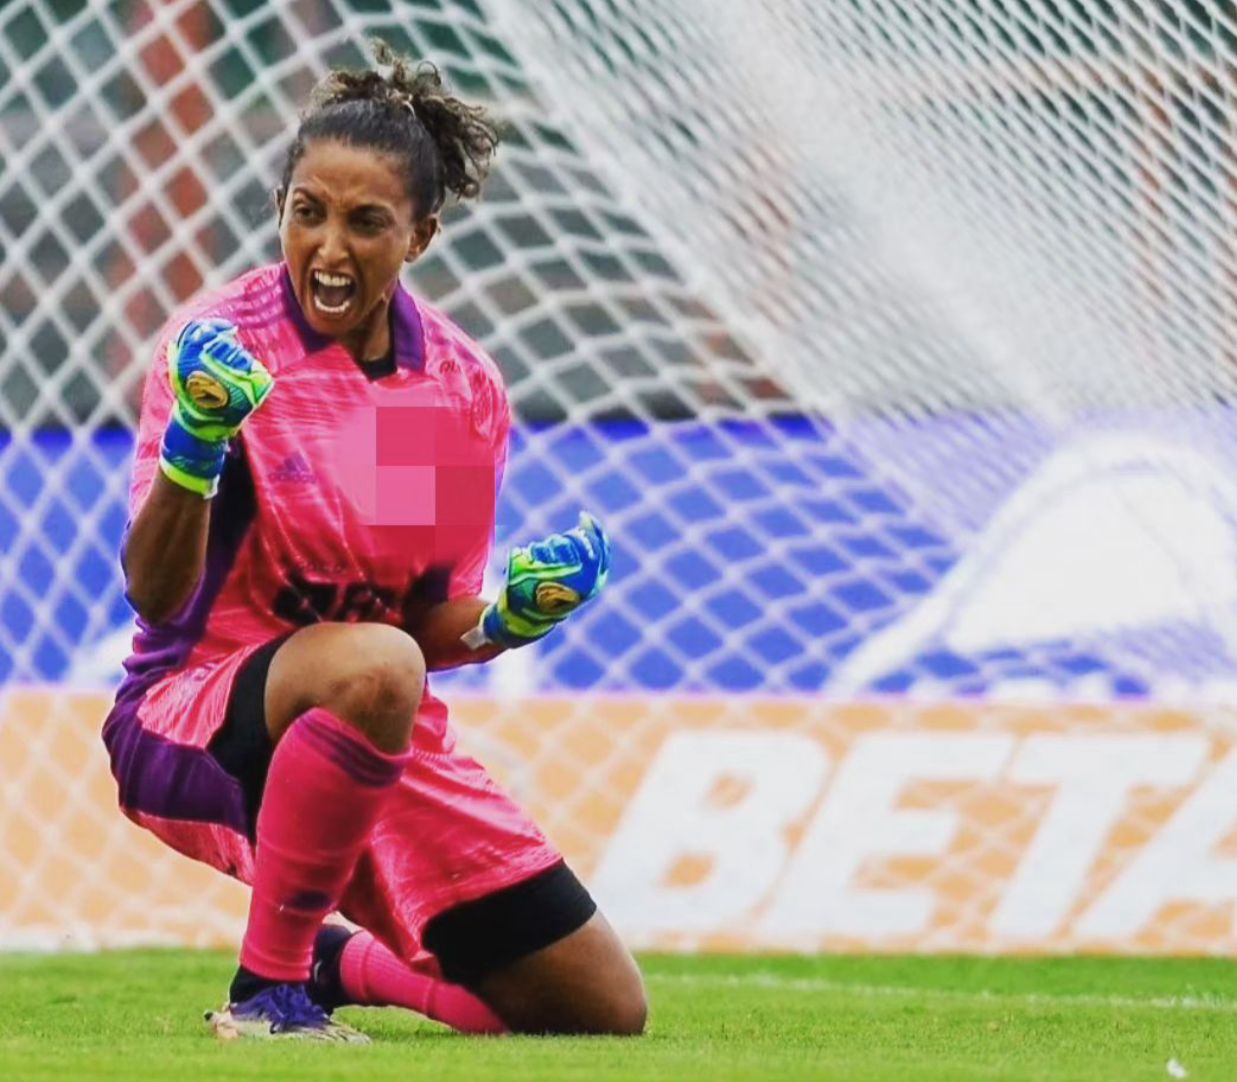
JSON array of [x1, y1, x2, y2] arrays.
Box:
[[4, 0, 1237, 954]]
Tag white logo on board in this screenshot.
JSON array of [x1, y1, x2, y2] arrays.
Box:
[[593, 729, 1228, 948]]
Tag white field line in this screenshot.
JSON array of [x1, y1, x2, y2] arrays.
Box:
[[645, 972, 1237, 1013]]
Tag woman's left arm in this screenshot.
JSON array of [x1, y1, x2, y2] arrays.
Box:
[[406, 595, 506, 671]]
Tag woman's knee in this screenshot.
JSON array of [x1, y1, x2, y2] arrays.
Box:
[[268, 623, 425, 751], [506, 978, 647, 1037], [589, 980, 648, 1037], [476, 912, 648, 1036]]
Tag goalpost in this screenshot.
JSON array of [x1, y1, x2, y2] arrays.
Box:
[[4, 0, 1237, 954]]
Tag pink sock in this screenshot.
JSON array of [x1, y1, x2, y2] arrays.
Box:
[[241, 709, 408, 982], [340, 931, 508, 1035]]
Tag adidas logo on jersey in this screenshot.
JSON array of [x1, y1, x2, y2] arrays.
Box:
[[271, 452, 316, 484]]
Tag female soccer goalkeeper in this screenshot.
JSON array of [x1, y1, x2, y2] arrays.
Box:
[[107, 41, 645, 1042]]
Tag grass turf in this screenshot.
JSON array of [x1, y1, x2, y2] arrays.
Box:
[[1, 951, 1234, 1081]]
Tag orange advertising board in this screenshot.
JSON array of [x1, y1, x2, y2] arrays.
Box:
[[4, 689, 1237, 954]]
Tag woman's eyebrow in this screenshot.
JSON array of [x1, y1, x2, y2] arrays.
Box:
[[291, 188, 391, 215]]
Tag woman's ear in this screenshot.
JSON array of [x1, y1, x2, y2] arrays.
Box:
[[406, 216, 440, 263], [273, 187, 286, 224]]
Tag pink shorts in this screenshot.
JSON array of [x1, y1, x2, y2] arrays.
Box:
[[102, 639, 563, 965]]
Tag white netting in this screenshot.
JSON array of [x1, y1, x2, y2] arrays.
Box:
[[4, 0, 1237, 952]]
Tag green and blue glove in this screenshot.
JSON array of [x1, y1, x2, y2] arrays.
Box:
[[467, 512, 613, 649], [159, 319, 274, 497]]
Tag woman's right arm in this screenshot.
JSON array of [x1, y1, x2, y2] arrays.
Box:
[[123, 318, 274, 624], [122, 472, 211, 624]]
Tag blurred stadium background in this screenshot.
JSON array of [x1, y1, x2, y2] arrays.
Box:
[[4, 0, 1237, 958]]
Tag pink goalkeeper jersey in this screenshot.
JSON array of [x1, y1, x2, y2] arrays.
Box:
[[122, 263, 510, 752]]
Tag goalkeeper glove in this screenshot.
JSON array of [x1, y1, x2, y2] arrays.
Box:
[[159, 319, 274, 498], [466, 512, 612, 649]]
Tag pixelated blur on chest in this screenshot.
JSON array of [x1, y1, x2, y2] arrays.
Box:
[[238, 344, 497, 629]]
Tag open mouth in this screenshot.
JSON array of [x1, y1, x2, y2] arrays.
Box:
[[309, 269, 358, 318]]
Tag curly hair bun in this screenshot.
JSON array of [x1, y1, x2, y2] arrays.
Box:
[[281, 38, 499, 215]]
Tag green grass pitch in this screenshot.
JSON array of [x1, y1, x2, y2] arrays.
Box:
[[1, 950, 1234, 1081]]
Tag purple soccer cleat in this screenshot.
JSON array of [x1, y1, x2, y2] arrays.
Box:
[[205, 981, 369, 1043]]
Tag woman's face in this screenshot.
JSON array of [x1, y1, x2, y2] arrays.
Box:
[[278, 139, 436, 349]]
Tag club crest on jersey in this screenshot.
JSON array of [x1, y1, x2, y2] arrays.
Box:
[[535, 581, 580, 615], [185, 372, 229, 410]]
